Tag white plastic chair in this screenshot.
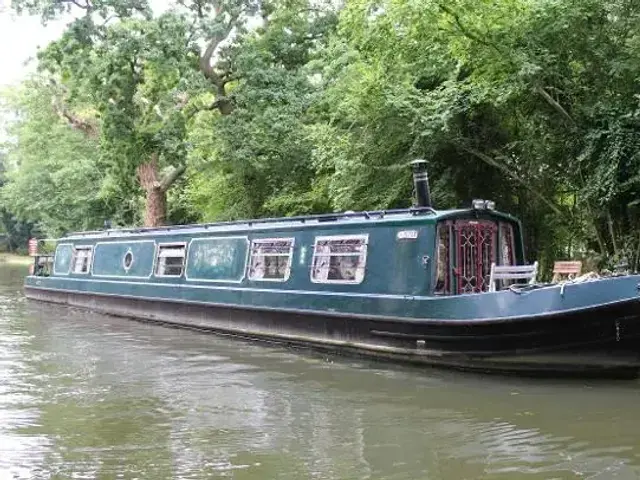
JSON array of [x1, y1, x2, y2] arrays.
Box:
[[488, 261, 539, 292]]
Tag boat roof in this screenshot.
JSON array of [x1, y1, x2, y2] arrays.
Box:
[[63, 206, 520, 241]]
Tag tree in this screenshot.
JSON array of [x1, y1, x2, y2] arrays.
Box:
[[185, 0, 338, 219], [36, 11, 207, 226], [0, 79, 105, 237], [9, 0, 640, 274], [16, 0, 333, 225], [312, 0, 640, 269]]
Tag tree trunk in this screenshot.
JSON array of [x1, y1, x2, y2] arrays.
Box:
[[217, 97, 233, 115], [607, 210, 618, 257], [633, 232, 640, 272], [216, 84, 233, 115], [143, 185, 167, 227], [137, 154, 166, 227], [137, 153, 187, 228]]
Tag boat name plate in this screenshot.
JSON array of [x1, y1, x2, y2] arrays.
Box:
[[397, 230, 419, 240]]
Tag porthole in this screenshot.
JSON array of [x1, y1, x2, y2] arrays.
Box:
[[123, 251, 134, 271]]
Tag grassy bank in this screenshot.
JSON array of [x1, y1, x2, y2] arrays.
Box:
[[0, 253, 33, 266]]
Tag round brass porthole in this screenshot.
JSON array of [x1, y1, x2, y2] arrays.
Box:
[[123, 251, 134, 271]]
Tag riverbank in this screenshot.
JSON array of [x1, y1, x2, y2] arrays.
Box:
[[0, 253, 32, 267]]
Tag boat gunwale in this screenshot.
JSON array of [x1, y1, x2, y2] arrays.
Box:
[[24, 275, 640, 325]]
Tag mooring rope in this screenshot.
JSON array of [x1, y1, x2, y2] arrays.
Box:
[[507, 271, 602, 296]]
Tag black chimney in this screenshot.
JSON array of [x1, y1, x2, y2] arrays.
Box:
[[410, 159, 432, 208]]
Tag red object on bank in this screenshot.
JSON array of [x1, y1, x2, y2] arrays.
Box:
[[28, 238, 38, 256]]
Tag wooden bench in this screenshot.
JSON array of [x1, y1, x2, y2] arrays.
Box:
[[488, 262, 539, 292], [552, 261, 582, 283]]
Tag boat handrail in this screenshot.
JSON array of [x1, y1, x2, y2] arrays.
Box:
[[66, 206, 438, 238]]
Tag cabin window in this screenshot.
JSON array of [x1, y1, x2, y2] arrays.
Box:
[[123, 250, 134, 271], [434, 223, 451, 294], [155, 243, 186, 277], [311, 235, 368, 284], [71, 246, 93, 274], [185, 237, 248, 282], [248, 238, 294, 282]]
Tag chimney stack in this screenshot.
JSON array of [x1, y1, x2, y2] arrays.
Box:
[[410, 159, 432, 208]]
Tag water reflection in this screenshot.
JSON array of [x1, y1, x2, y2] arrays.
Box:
[[1, 264, 640, 478]]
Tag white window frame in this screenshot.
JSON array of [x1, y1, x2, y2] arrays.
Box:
[[247, 237, 295, 282], [310, 234, 368, 285], [70, 245, 93, 275], [154, 242, 187, 278]]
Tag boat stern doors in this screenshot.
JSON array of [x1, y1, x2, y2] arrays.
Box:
[[435, 219, 516, 295]]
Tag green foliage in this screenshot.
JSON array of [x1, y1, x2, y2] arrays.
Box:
[[312, 0, 640, 269], [184, 0, 337, 219], [4, 0, 640, 272], [0, 80, 107, 237], [11, 0, 151, 23]]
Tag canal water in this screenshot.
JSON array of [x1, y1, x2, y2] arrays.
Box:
[[2, 264, 640, 479]]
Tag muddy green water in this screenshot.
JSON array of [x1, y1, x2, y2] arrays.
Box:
[[2, 264, 640, 479]]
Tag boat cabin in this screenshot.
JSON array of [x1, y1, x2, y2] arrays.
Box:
[[29, 161, 525, 297]]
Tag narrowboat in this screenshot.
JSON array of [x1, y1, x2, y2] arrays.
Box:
[[24, 161, 640, 378]]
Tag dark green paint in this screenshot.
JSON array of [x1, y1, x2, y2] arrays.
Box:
[[25, 269, 640, 321], [92, 241, 156, 277]]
